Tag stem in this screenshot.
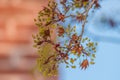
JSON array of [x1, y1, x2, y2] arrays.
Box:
[[37, 40, 55, 45], [44, 55, 55, 64], [82, 50, 89, 56], [78, 0, 96, 42]]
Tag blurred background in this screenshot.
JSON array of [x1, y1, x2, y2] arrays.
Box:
[[0, 0, 57, 80], [59, 0, 120, 80]]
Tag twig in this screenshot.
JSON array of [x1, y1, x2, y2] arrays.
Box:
[[44, 55, 55, 64], [78, 0, 96, 42]]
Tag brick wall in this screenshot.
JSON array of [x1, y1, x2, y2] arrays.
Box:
[[0, 0, 58, 80]]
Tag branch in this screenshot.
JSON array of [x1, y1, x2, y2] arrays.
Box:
[[44, 55, 55, 64], [82, 0, 96, 15], [78, 0, 96, 42], [37, 40, 55, 46], [82, 50, 89, 56]]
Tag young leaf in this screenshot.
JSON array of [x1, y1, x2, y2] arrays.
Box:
[[92, 54, 96, 58], [71, 65, 76, 68], [70, 58, 75, 64], [90, 61, 95, 65]]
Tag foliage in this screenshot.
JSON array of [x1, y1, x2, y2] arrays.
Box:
[[33, 0, 100, 77]]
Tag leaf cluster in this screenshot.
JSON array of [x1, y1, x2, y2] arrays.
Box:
[[33, 0, 100, 76]]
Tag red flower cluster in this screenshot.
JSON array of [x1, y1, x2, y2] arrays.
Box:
[[80, 59, 89, 70]]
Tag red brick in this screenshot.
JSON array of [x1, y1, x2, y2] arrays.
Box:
[[0, 0, 58, 80], [0, 74, 34, 80], [0, 42, 36, 56]]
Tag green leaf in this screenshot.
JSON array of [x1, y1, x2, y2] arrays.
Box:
[[83, 1, 89, 7], [90, 61, 95, 65], [66, 65, 69, 68], [94, 50, 96, 53], [95, 42, 98, 46], [85, 37, 88, 40], [92, 54, 96, 58], [70, 58, 75, 64], [87, 53, 90, 56], [51, 24, 56, 28], [33, 45, 37, 48], [32, 34, 35, 39], [91, 58, 94, 61], [71, 65, 76, 68], [77, 53, 81, 57], [92, 47, 96, 50], [82, 39, 85, 43], [71, 51, 77, 55], [72, 7, 75, 11]]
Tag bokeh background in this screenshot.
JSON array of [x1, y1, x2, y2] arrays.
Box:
[[59, 0, 120, 80], [0, 0, 57, 80]]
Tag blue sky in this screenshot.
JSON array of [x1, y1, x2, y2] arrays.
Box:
[[59, 0, 120, 80]]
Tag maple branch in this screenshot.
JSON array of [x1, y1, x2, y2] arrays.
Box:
[[82, 0, 96, 15], [60, 0, 69, 14], [45, 17, 60, 26], [82, 50, 89, 56], [79, 0, 96, 42], [44, 55, 55, 64], [37, 40, 55, 46]]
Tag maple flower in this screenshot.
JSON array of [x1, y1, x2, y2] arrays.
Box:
[[58, 13, 65, 22], [60, 53, 68, 60], [82, 0, 89, 7], [76, 14, 85, 22], [71, 45, 83, 55], [78, 46, 83, 54], [58, 27, 65, 36], [60, 53, 65, 57], [94, 0, 100, 8], [64, 54, 69, 60], [55, 43, 60, 52], [72, 34, 78, 41], [44, 29, 50, 36], [43, 29, 50, 40], [80, 59, 89, 70], [65, 55, 69, 60]]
